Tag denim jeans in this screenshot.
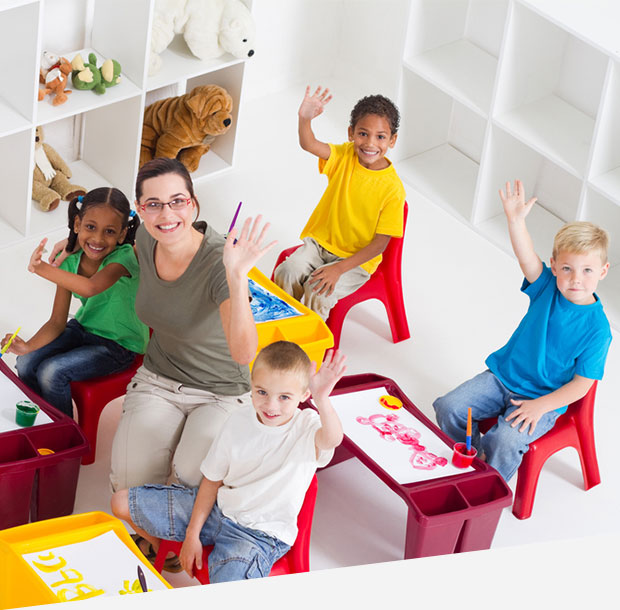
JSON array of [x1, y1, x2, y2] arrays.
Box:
[[129, 484, 291, 584], [433, 370, 560, 481], [15, 318, 137, 417]]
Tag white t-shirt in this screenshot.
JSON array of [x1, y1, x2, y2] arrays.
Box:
[[200, 406, 334, 545]]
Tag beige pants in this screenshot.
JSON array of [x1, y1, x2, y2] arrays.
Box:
[[273, 238, 370, 320], [109, 365, 251, 491]]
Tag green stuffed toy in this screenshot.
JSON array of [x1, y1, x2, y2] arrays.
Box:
[[71, 53, 121, 94]]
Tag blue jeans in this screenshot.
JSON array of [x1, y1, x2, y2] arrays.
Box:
[[433, 370, 560, 481], [129, 484, 291, 584], [15, 318, 137, 417]]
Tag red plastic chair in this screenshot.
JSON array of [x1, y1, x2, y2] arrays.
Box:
[[153, 475, 318, 580], [478, 381, 600, 519], [70, 354, 143, 465], [271, 202, 410, 350]]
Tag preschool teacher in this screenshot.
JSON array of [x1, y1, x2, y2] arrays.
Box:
[[107, 157, 276, 490]]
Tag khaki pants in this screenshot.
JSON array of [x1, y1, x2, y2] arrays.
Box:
[[110, 365, 251, 491], [273, 238, 370, 320]]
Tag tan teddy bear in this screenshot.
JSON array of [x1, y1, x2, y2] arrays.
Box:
[[140, 84, 233, 173], [33, 126, 87, 212]]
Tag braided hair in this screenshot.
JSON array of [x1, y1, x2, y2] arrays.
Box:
[[66, 187, 139, 254]]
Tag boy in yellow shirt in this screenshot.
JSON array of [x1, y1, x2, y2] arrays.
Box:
[[274, 86, 406, 320]]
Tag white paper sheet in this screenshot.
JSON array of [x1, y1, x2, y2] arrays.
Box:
[[22, 530, 168, 601], [330, 386, 473, 484], [0, 372, 53, 433]]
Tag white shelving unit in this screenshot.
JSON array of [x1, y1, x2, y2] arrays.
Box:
[[0, 0, 251, 249], [394, 0, 620, 328]]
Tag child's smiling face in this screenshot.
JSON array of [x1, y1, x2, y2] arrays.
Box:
[[348, 113, 397, 170], [251, 365, 311, 427], [74, 205, 126, 262]]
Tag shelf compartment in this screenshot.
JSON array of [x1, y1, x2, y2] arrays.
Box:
[[493, 2, 608, 176], [0, 129, 31, 248], [35, 48, 142, 127], [475, 126, 579, 261], [0, 1, 40, 129], [28, 96, 143, 238], [589, 61, 620, 205], [403, 0, 508, 115], [395, 70, 485, 222]]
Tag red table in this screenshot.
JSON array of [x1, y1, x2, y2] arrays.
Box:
[[308, 373, 513, 559]]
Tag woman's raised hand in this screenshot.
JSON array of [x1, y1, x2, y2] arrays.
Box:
[[223, 215, 277, 278]]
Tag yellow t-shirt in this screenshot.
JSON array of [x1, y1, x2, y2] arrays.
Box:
[[300, 142, 405, 274]]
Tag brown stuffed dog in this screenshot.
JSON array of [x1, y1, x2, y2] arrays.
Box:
[[140, 85, 233, 173]]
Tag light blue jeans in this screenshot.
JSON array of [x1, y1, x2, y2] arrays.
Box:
[[129, 484, 290, 583], [433, 370, 560, 481], [16, 318, 136, 417]]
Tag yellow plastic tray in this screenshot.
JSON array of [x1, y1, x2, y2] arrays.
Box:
[[0, 511, 172, 609], [250, 267, 334, 367]]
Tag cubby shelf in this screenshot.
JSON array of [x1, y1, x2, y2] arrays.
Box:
[[397, 0, 620, 328], [0, 0, 252, 250]]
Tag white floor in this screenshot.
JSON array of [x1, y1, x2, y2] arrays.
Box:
[[2, 85, 619, 595]]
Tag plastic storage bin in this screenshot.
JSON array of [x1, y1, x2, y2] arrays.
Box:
[[314, 373, 513, 559], [0, 511, 172, 609], [0, 361, 90, 529], [250, 267, 334, 367]]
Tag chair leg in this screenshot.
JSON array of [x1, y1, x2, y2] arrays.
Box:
[[511, 451, 543, 520], [76, 400, 104, 465], [326, 304, 348, 350], [577, 425, 601, 490], [385, 288, 410, 343]]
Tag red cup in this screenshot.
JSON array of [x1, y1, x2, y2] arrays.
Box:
[[451, 442, 477, 468]]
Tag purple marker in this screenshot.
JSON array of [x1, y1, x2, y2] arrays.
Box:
[[227, 201, 242, 234]]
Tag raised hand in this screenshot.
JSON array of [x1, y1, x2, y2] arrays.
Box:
[[298, 85, 333, 121], [28, 238, 48, 274], [223, 215, 277, 278], [499, 179, 537, 223], [309, 349, 347, 402]]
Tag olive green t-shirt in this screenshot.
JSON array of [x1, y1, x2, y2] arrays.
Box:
[[134, 223, 250, 395], [60, 243, 149, 354]]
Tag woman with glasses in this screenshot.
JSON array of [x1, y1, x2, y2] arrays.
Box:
[[104, 157, 276, 497]]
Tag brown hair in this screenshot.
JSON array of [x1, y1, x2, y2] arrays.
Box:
[[252, 341, 311, 389], [350, 94, 400, 134]]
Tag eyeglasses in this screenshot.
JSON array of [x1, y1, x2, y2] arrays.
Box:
[[139, 197, 192, 215]]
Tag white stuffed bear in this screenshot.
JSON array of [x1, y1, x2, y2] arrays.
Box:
[[149, 0, 256, 75]]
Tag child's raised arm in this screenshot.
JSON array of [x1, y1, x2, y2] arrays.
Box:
[[499, 180, 543, 284], [310, 349, 346, 453], [179, 477, 223, 578], [29, 238, 129, 298], [298, 85, 332, 160]]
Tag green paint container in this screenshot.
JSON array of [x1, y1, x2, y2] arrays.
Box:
[[15, 400, 40, 427]]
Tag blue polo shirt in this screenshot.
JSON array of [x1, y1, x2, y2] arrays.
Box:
[[485, 264, 612, 414]]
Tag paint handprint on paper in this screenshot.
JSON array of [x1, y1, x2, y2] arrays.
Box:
[[356, 413, 448, 470]]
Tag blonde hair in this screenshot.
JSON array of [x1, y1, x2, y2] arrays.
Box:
[[553, 221, 609, 264], [252, 341, 311, 389]]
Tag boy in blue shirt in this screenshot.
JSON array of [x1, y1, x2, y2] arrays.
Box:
[[433, 179, 612, 481]]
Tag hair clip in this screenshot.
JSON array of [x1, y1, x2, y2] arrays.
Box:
[[129, 209, 137, 218], [77, 195, 84, 203]]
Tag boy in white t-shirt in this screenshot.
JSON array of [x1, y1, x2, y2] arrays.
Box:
[[111, 342, 345, 583]]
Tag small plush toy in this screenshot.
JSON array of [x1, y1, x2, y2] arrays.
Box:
[[71, 53, 122, 94], [32, 126, 86, 212], [140, 84, 233, 173], [38, 51, 72, 106], [149, 0, 256, 75]]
